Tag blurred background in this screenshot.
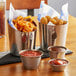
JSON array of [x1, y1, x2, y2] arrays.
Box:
[[48, 0, 76, 17], [6, 0, 76, 18], [0, 0, 76, 57]]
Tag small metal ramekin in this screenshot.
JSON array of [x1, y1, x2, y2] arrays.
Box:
[[48, 46, 67, 59], [19, 50, 43, 70], [48, 59, 69, 72]]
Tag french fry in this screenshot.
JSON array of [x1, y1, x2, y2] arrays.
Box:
[[12, 16, 37, 32], [16, 16, 23, 21]]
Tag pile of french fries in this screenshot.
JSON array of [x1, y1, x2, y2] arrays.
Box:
[[12, 15, 67, 32], [12, 16, 37, 32]]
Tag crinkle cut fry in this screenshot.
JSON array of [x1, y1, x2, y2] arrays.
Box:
[[12, 16, 37, 32]]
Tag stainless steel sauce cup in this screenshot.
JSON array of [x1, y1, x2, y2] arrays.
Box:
[[48, 59, 69, 72], [19, 50, 43, 70], [48, 46, 67, 59], [8, 25, 37, 56]]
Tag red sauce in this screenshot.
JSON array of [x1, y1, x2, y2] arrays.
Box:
[[20, 51, 41, 56], [50, 59, 67, 65]]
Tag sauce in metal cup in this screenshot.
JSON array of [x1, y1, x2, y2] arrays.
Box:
[[19, 50, 43, 70], [48, 59, 69, 72], [48, 46, 67, 59]]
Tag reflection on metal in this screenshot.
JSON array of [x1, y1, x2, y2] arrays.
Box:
[[39, 23, 56, 50], [8, 25, 36, 56]]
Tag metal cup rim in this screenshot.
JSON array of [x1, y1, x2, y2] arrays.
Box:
[[19, 50, 43, 57], [48, 58, 69, 66], [48, 46, 67, 51]]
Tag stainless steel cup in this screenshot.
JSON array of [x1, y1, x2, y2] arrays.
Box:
[[39, 23, 56, 50], [19, 50, 43, 70], [48, 59, 69, 72], [48, 46, 67, 59], [8, 25, 37, 56], [39, 23, 48, 50]]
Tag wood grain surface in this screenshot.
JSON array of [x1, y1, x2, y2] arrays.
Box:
[[0, 15, 76, 76], [6, 0, 48, 10]]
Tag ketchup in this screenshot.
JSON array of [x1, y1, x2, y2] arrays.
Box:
[[20, 51, 41, 56], [50, 59, 67, 65]]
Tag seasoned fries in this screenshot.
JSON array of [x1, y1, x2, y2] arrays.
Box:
[[40, 16, 67, 25], [12, 16, 37, 32]]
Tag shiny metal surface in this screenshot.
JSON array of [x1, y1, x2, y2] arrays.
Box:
[[39, 23, 56, 50], [8, 25, 37, 56], [39, 23, 48, 50], [48, 46, 66, 59], [19, 50, 43, 70], [48, 59, 69, 72]]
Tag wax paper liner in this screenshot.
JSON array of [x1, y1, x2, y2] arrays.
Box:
[[38, 1, 68, 22], [8, 3, 27, 30]]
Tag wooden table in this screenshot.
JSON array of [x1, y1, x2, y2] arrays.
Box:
[[0, 15, 76, 76]]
